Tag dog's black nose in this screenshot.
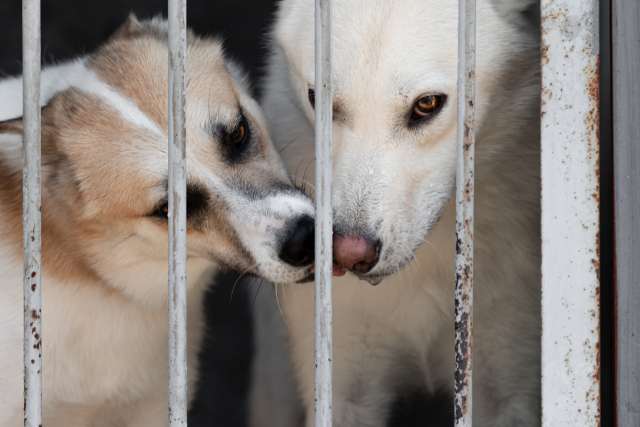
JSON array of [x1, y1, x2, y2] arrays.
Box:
[[279, 215, 315, 267]]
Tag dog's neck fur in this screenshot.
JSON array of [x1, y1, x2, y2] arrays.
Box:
[[0, 137, 212, 427]]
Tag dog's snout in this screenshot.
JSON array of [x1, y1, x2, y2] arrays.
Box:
[[279, 215, 315, 267], [333, 233, 381, 274]]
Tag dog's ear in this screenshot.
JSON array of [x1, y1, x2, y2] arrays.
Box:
[[0, 102, 58, 145], [0, 117, 24, 136], [489, 0, 540, 25], [110, 13, 142, 40], [0, 103, 65, 173]]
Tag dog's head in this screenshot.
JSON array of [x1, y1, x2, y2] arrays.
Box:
[[270, 0, 539, 284], [0, 17, 315, 305]]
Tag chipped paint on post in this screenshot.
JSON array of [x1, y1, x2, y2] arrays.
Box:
[[454, 0, 475, 426], [168, 0, 188, 424], [22, 0, 43, 425], [314, 1, 333, 426], [541, 0, 601, 425]]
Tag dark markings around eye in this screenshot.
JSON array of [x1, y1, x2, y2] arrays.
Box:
[[209, 110, 256, 165], [150, 183, 210, 226]]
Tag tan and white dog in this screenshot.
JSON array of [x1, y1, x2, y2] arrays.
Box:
[[0, 16, 315, 426], [253, 0, 541, 426]]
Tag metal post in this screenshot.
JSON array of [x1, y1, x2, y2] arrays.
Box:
[[314, 0, 333, 426], [612, 0, 640, 424], [454, 0, 475, 425], [541, 0, 601, 425], [168, 0, 188, 425], [22, 0, 42, 425]]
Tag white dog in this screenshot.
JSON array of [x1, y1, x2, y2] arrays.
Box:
[[253, 0, 541, 426], [0, 16, 315, 426]]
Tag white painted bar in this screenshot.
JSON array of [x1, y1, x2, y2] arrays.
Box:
[[22, 0, 43, 425], [541, 0, 601, 425], [454, 0, 475, 425], [168, 0, 188, 424], [314, 0, 333, 426]]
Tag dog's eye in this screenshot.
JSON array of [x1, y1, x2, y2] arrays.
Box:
[[410, 95, 444, 125], [308, 89, 315, 109], [231, 118, 248, 145], [152, 201, 169, 219], [150, 184, 209, 222]]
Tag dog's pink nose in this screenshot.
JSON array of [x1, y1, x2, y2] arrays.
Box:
[[333, 234, 380, 274]]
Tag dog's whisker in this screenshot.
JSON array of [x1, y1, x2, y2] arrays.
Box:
[[278, 132, 305, 154], [108, 233, 136, 251], [230, 262, 261, 305], [424, 239, 448, 278], [250, 278, 265, 313], [291, 176, 315, 191], [274, 284, 291, 330]]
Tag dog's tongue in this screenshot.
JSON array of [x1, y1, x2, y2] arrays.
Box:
[[311, 265, 347, 277], [332, 265, 347, 276]]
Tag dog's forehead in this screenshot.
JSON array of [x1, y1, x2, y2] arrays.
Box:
[[280, 0, 509, 99], [88, 31, 239, 135]]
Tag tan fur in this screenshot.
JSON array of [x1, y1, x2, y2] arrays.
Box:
[[0, 16, 314, 426]]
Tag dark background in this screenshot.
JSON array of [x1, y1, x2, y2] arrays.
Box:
[[0, 1, 615, 426], [0, 0, 278, 88]]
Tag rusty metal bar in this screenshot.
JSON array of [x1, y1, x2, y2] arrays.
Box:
[[612, 0, 640, 424], [454, 0, 475, 425], [168, 0, 188, 424], [540, 0, 601, 425], [22, 0, 42, 425], [314, 0, 333, 426], [454, 0, 476, 427]]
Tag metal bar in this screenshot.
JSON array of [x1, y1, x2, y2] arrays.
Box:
[[540, 0, 601, 425], [22, 0, 42, 425], [168, 0, 188, 425], [612, 0, 640, 424], [454, 0, 475, 425], [314, 0, 333, 426]]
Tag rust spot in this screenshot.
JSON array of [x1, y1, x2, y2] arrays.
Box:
[[31, 284, 36, 292], [31, 271, 36, 278], [30, 309, 39, 320], [591, 258, 600, 279]]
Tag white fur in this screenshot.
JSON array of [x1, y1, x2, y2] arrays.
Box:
[[0, 58, 89, 121], [254, 0, 541, 426]]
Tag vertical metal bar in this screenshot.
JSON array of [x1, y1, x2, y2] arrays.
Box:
[[168, 0, 188, 425], [22, 0, 42, 425], [541, 0, 601, 425], [454, 0, 475, 425], [612, 0, 640, 424], [314, 0, 332, 426]]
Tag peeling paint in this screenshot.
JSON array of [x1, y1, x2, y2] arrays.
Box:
[[22, 0, 43, 426], [167, 0, 189, 425], [541, 0, 601, 425], [454, 0, 475, 426]]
